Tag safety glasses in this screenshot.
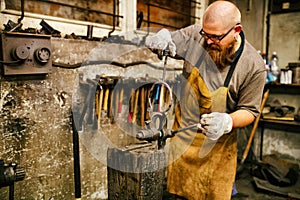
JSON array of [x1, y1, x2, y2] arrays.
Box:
[[200, 23, 240, 42]]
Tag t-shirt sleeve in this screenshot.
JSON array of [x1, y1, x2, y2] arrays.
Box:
[[235, 55, 267, 117]]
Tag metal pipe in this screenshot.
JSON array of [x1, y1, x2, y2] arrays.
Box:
[[108, 0, 117, 37], [52, 60, 183, 71], [71, 112, 81, 200], [17, 0, 25, 24], [9, 184, 14, 200]]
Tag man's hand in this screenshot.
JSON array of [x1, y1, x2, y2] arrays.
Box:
[[200, 112, 233, 140], [145, 28, 176, 57]]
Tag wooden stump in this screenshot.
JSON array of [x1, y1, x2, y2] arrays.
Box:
[[107, 143, 166, 200]]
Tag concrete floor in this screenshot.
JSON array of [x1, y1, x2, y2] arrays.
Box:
[[233, 161, 300, 200], [162, 162, 300, 200], [233, 164, 288, 200]]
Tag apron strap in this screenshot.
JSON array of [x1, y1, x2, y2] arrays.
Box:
[[223, 31, 245, 87]]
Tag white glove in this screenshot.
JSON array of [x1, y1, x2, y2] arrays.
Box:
[[200, 112, 233, 141], [145, 28, 176, 57]]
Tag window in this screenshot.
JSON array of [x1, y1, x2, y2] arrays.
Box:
[[1, 0, 122, 27], [1, 0, 203, 37], [137, 0, 201, 31]]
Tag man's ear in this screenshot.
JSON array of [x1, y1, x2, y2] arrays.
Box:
[[234, 24, 242, 33]]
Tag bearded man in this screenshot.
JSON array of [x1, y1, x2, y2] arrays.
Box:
[[145, 1, 266, 199]]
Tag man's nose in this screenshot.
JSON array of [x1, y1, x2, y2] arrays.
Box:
[[206, 38, 215, 45]]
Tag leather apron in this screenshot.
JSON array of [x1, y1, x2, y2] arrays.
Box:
[[167, 36, 244, 200]]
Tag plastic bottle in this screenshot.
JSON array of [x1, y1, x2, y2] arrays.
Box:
[[270, 51, 279, 81], [261, 52, 274, 83]]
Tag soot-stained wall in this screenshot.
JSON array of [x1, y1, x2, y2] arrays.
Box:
[[0, 37, 182, 199]]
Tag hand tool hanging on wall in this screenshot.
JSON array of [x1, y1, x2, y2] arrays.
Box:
[[78, 78, 98, 130], [140, 86, 146, 127], [127, 87, 135, 123], [118, 84, 124, 114], [103, 85, 110, 113], [112, 82, 120, 123], [78, 81, 90, 131], [91, 74, 179, 128], [131, 85, 140, 124], [107, 78, 115, 119], [96, 84, 103, 127], [86, 78, 99, 129], [93, 76, 120, 126]]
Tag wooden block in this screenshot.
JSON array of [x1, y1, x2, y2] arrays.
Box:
[[107, 143, 166, 200]]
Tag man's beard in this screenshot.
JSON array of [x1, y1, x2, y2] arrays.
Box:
[[203, 41, 236, 70]]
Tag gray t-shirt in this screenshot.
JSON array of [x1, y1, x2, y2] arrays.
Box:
[[171, 24, 267, 116]]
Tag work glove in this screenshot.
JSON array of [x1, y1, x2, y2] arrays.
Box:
[[145, 28, 177, 57], [199, 112, 233, 141]]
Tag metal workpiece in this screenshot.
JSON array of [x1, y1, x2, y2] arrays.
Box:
[[136, 127, 163, 142], [136, 108, 201, 149], [136, 112, 167, 147], [134, 51, 203, 150]]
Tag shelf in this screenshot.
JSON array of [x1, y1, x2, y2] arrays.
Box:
[[259, 118, 300, 133], [265, 83, 300, 95]]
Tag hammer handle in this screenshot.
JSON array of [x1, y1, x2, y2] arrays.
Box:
[[241, 89, 269, 164]]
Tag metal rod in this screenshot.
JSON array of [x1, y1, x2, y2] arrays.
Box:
[[144, 2, 200, 20], [162, 56, 167, 82], [9, 183, 14, 200], [125, 143, 153, 151], [170, 124, 198, 135]]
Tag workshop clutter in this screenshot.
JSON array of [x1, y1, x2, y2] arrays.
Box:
[[278, 62, 300, 85], [262, 98, 298, 121], [252, 154, 300, 196], [289, 62, 300, 84], [260, 51, 299, 85]]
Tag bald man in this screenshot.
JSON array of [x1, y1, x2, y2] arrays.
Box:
[[145, 1, 266, 199]]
